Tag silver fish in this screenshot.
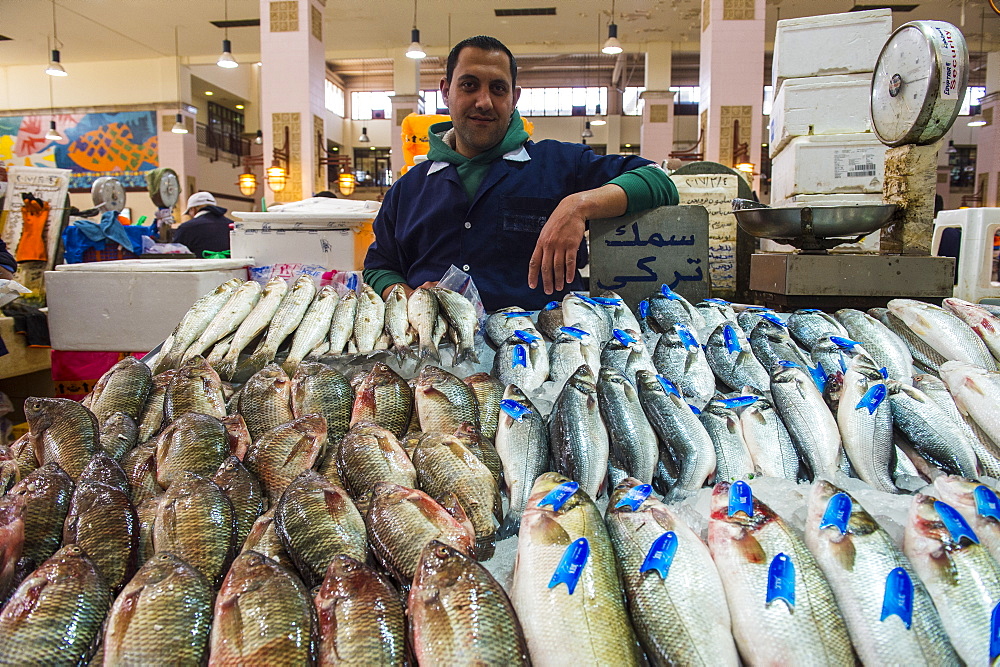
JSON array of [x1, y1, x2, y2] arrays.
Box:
[[647, 286, 702, 334], [282, 284, 338, 373], [700, 399, 756, 482], [245, 274, 316, 371], [749, 317, 813, 371], [493, 336, 549, 393], [495, 385, 548, 540], [838, 354, 897, 493], [600, 328, 655, 382], [548, 365, 610, 498], [889, 298, 997, 370], [562, 292, 613, 343], [485, 307, 539, 348], [887, 379, 979, 477], [873, 308, 948, 375], [944, 297, 1000, 362], [408, 287, 439, 361], [215, 277, 288, 380], [787, 308, 848, 350], [652, 322, 715, 409], [705, 322, 769, 394], [154, 278, 242, 373], [353, 283, 385, 354], [835, 308, 914, 381], [771, 362, 842, 478], [432, 287, 480, 365], [536, 300, 564, 340], [596, 290, 642, 332], [183, 280, 262, 363], [597, 366, 658, 486], [938, 360, 1000, 460], [915, 372, 1000, 477], [739, 394, 800, 480], [328, 289, 358, 355], [383, 284, 413, 359]]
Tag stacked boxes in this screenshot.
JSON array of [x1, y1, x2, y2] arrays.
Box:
[[769, 9, 892, 209]]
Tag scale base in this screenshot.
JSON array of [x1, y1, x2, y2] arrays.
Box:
[[750, 253, 956, 310]]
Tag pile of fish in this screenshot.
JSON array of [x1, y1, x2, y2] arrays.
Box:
[[3, 277, 1000, 664], [151, 277, 481, 383]]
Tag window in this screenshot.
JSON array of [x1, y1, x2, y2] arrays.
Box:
[[623, 87, 645, 116], [353, 147, 393, 187], [351, 91, 394, 120], [762, 86, 773, 116], [950, 145, 977, 189], [206, 101, 245, 156], [516, 87, 607, 117], [421, 90, 448, 114], [961, 86, 987, 116], [325, 80, 345, 117]]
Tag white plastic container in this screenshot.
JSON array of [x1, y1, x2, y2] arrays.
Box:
[[932, 208, 1000, 303], [769, 74, 874, 157], [772, 9, 891, 91], [230, 211, 376, 271], [45, 259, 251, 352], [770, 133, 886, 201]]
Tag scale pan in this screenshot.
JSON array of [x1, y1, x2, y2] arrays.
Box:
[[734, 204, 897, 251]]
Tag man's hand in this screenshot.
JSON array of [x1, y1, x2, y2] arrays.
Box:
[[527, 184, 629, 294], [0, 266, 13, 281], [381, 281, 436, 300]]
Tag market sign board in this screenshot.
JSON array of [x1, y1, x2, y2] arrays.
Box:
[[589, 205, 710, 310]]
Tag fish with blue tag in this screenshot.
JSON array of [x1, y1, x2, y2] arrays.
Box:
[[880, 567, 914, 628], [496, 386, 548, 540], [728, 480, 753, 518], [819, 492, 852, 534], [766, 553, 796, 608], [614, 483, 653, 511], [514, 329, 542, 347], [838, 354, 897, 493], [640, 531, 678, 579], [500, 399, 532, 422], [538, 481, 579, 512], [547, 538, 590, 594]]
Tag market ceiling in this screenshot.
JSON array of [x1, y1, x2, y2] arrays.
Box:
[[2, 0, 997, 78]]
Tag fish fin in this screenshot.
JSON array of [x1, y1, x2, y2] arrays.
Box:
[[496, 513, 521, 540], [527, 513, 572, 546], [420, 343, 441, 362], [475, 535, 496, 560], [829, 534, 857, 570], [733, 532, 767, 564]]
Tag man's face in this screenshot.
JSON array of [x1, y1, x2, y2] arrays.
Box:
[[441, 47, 521, 158]]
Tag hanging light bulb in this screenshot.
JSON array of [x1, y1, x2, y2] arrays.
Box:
[[582, 121, 594, 138], [171, 113, 188, 134], [406, 29, 426, 59], [603, 24, 623, 54], [591, 103, 607, 126], [44, 120, 62, 142], [358, 126, 371, 143], [218, 39, 238, 68], [45, 49, 67, 77], [254, 129, 263, 145]]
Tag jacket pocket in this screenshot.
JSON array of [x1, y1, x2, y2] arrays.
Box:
[[500, 196, 558, 233]]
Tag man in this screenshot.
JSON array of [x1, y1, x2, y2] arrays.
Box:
[[363, 35, 677, 312], [173, 192, 232, 259]]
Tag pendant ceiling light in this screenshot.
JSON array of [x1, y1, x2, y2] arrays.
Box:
[[45, 0, 67, 76], [217, 0, 238, 68], [406, 0, 426, 59], [358, 126, 371, 143], [171, 113, 188, 134], [591, 103, 607, 126], [45, 78, 63, 142], [582, 121, 594, 138], [602, 0, 623, 55], [254, 129, 263, 145]]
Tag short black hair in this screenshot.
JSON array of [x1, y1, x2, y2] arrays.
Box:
[[446, 36, 517, 88]]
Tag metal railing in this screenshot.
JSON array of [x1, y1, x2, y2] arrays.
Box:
[[195, 123, 250, 166]]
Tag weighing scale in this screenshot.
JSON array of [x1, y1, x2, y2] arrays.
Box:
[[745, 20, 968, 310]]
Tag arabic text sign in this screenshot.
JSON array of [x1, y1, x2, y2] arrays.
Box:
[[589, 205, 709, 310], [673, 174, 739, 295]]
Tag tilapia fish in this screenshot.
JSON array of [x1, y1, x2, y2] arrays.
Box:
[[904, 492, 1000, 665], [0, 545, 111, 665], [163, 356, 226, 421], [88, 356, 152, 423], [412, 432, 501, 558], [136, 370, 174, 443], [0, 495, 25, 603], [413, 364, 480, 434], [209, 551, 317, 665], [98, 412, 137, 462], [890, 298, 997, 370], [240, 508, 294, 570], [283, 284, 339, 373], [410, 540, 529, 665], [62, 479, 137, 593], [213, 456, 265, 552], [102, 552, 213, 666], [770, 362, 842, 478], [154, 278, 242, 373], [238, 363, 295, 443], [838, 353, 897, 493], [274, 469, 368, 588], [245, 273, 317, 372], [597, 366, 658, 486], [433, 286, 480, 364], [7, 462, 73, 569], [495, 385, 549, 540], [154, 412, 229, 488], [549, 365, 610, 499], [152, 471, 235, 586], [292, 361, 354, 454], [336, 422, 416, 514], [511, 473, 641, 667], [315, 555, 406, 666], [805, 481, 958, 665], [244, 414, 327, 504], [24, 397, 99, 481], [215, 277, 288, 380], [707, 481, 854, 665], [366, 482, 475, 584], [606, 478, 738, 666], [464, 372, 504, 441], [351, 362, 413, 438], [183, 279, 262, 363]]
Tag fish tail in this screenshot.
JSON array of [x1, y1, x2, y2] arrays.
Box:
[[496, 513, 521, 540], [153, 351, 178, 374], [453, 345, 479, 366], [281, 356, 300, 376], [474, 534, 496, 560], [420, 342, 440, 362], [214, 357, 237, 382]]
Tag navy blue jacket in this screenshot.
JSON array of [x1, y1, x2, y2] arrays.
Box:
[[173, 205, 232, 259], [364, 140, 653, 311]]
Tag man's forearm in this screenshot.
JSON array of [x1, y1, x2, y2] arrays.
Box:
[[566, 182, 629, 221]]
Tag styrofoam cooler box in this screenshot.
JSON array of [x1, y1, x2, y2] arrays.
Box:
[[772, 9, 891, 91], [45, 259, 251, 351], [771, 134, 887, 202], [230, 212, 376, 271], [769, 74, 873, 157]]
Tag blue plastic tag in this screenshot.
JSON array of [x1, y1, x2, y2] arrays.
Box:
[[723, 325, 741, 354], [503, 311, 533, 318], [991, 600, 1000, 662], [838, 354, 848, 373], [776, 360, 801, 368], [591, 296, 622, 305], [500, 399, 533, 422], [705, 298, 731, 305], [809, 364, 827, 393], [975, 485, 1000, 522], [878, 366, 889, 379], [766, 553, 796, 609], [548, 538, 589, 594], [660, 284, 681, 301], [729, 480, 753, 518], [880, 567, 914, 629], [576, 293, 601, 307], [614, 484, 653, 510], [674, 324, 700, 352], [830, 336, 862, 350], [761, 312, 787, 327], [656, 374, 681, 398], [640, 531, 678, 579], [538, 481, 580, 511], [543, 301, 560, 311], [613, 329, 638, 347], [512, 345, 528, 369], [638, 299, 650, 319], [934, 500, 980, 545], [819, 493, 852, 534], [855, 383, 887, 415], [720, 395, 758, 409], [514, 329, 542, 345], [689, 404, 702, 415], [799, 308, 822, 313], [346, 273, 359, 291], [559, 326, 590, 340]]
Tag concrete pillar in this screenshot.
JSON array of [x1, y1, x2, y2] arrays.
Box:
[[698, 0, 766, 190], [606, 114, 623, 156], [976, 51, 1000, 207], [259, 0, 327, 203], [640, 42, 674, 165], [389, 57, 423, 177]]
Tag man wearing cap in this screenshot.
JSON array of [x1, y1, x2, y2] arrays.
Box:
[[173, 191, 232, 259]]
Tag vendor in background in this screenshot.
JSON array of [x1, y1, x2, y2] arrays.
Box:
[[0, 239, 15, 280], [363, 35, 678, 312], [173, 192, 233, 259]]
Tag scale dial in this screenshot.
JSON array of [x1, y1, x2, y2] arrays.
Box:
[[91, 176, 126, 212], [870, 21, 968, 146], [147, 167, 180, 209]]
